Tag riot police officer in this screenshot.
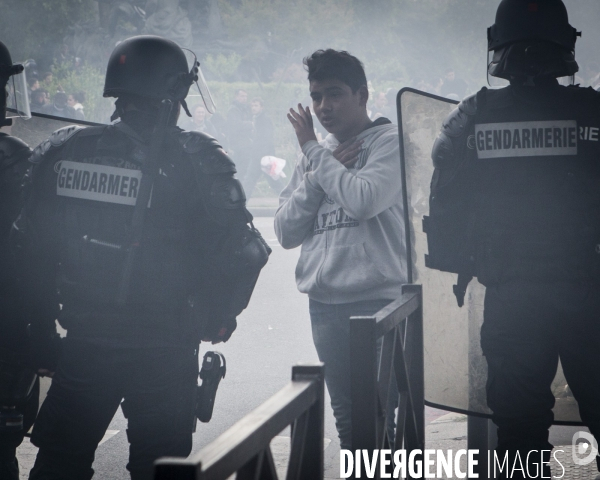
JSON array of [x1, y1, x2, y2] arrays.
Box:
[[14, 35, 269, 480], [427, 1, 600, 477], [0, 41, 37, 480]]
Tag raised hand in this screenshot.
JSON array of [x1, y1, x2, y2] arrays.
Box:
[[287, 104, 317, 147]]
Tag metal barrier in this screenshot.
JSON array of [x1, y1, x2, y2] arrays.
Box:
[[154, 364, 324, 480], [350, 284, 424, 464]]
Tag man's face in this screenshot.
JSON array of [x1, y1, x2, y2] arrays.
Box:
[[310, 78, 367, 139], [236, 90, 247, 104], [32, 92, 45, 105], [251, 101, 262, 115], [194, 105, 206, 123], [446, 71, 455, 81], [55, 94, 67, 108]]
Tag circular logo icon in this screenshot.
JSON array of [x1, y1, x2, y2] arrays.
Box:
[[467, 135, 476, 150], [572, 431, 599, 465], [54, 161, 63, 174]]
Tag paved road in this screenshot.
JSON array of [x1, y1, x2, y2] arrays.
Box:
[[16, 214, 592, 479]]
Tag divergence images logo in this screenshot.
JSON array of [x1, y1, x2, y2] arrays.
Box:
[[572, 431, 598, 466]]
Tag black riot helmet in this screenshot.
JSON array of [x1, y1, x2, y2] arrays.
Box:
[[0, 41, 26, 126], [104, 35, 215, 120], [487, 0, 580, 80], [0, 42, 23, 80]]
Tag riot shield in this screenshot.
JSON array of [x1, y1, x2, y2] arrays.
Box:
[[397, 88, 581, 423], [10, 111, 103, 150]]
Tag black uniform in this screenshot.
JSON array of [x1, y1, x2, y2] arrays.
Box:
[[0, 132, 35, 480], [16, 109, 258, 480], [428, 81, 600, 473]]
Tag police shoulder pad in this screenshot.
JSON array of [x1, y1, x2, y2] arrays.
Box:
[[178, 131, 236, 174], [431, 132, 455, 169], [30, 125, 85, 164], [459, 92, 478, 116], [441, 91, 484, 138], [0, 133, 31, 166], [442, 106, 472, 139]]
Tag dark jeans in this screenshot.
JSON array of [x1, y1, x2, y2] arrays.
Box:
[[309, 298, 398, 450], [481, 280, 600, 479], [0, 377, 38, 480], [29, 339, 198, 480]]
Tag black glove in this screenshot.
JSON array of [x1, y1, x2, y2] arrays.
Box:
[[201, 317, 237, 344]]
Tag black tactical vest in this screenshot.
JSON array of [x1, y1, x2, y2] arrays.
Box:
[[39, 123, 202, 313], [430, 84, 600, 285]]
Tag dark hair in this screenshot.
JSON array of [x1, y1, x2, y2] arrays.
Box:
[[234, 89, 247, 97], [54, 91, 67, 107], [74, 91, 85, 104], [251, 97, 263, 106], [31, 90, 45, 101], [303, 49, 367, 93]]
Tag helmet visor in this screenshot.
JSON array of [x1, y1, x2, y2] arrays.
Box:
[[194, 65, 216, 115], [6, 68, 31, 120], [183, 49, 216, 114]]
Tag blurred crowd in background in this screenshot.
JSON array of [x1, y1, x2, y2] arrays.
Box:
[[12, 0, 600, 200]]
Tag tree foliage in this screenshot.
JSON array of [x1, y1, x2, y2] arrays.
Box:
[[0, 0, 98, 63], [217, 0, 600, 91]]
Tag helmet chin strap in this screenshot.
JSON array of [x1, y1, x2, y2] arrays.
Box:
[[112, 95, 184, 127], [180, 98, 192, 117]]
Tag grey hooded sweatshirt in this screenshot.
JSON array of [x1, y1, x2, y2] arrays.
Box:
[[274, 119, 407, 304]]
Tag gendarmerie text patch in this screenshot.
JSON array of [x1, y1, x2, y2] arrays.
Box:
[[56, 160, 142, 206], [475, 120, 577, 159]]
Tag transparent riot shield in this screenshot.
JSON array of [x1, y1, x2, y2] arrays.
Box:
[[397, 88, 581, 423], [10, 111, 103, 150], [6, 69, 31, 120]]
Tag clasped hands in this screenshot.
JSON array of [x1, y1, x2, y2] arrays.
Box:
[[287, 104, 363, 168]]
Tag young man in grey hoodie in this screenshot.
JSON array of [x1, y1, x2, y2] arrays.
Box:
[[275, 49, 406, 450]]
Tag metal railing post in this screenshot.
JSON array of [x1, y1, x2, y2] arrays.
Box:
[[288, 365, 325, 480], [348, 285, 423, 479], [154, 363, 324, 480], [403, 284, 424, 451], [468, 416, 498, 480]]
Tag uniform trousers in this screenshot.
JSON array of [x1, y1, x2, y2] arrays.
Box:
[[0, 378, 38, 480], [481, 280, 600, 479], [29, 338, 198, 480]]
